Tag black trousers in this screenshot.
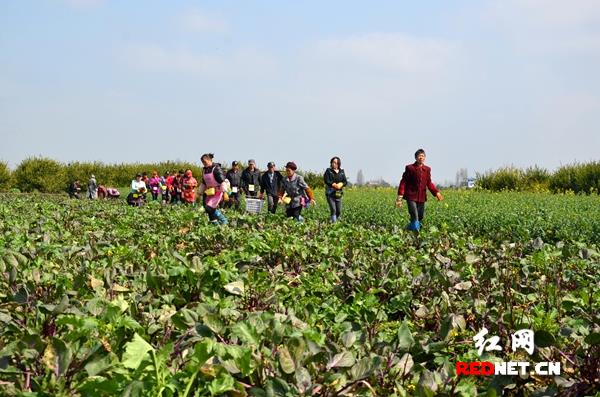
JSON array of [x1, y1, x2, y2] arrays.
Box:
[[286, 206, 302, 220], [205, 205, 218, 221], [326, 195, 342, 218], [225, 192, 240, 209], [407, 200, 425, 222], [267, 194, 279, 213]]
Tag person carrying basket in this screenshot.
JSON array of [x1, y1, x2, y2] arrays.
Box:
[[280, 161, 316, 222], [241, 159, 260, 198], [127, 173, 147, 206], [324, 156, 348, 223], [225, 161, 242, 210], [199, 153, 228, 225]]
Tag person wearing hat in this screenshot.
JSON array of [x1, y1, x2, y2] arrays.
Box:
[[225, 161, 242, 210], [199, 153, 228, 225], [182, 169, 198, 204], [128, 173, 147, 206], [324, 156, 348, 223], [87, 174, 98, 200], [395, 149, 443, 231], [260, 162, 283, 214], [280, 161, 316, 221], [241, 159, 260, 198]]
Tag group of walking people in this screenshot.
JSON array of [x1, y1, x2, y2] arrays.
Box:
[[105, 148, 442, 229], [197, 154, 320, 225], [127, 170, 199, 207], [125, 155, 347, 225]]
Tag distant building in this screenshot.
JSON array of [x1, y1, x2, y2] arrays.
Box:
[[356, 169, 365, 186], [467, 177, 476, 189], [365, 178, 391, 187]]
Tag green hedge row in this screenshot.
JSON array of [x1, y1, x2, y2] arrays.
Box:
[[0, 157, 327, 193], [0, 160, 12, 191], [476, 162, 600, 193]]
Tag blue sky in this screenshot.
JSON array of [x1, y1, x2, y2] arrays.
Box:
[[2, 0, 600, 185]]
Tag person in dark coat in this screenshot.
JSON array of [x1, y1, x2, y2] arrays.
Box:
[[280, 161, 316, 222], [172, 170, 184, 204], [241, 159, 260, 198], [323, 156, 348, 223], [225, 161, 242, 210], [68, 179, 81, 199], [260, 162, 283, 214], [396, 149, 443, 231]]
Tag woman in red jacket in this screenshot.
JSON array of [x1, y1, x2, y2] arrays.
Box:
[[396, 149, 443, 231], [181, 170, 198, 204]]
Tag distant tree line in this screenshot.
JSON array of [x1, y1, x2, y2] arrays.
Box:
[[476, 162, 600, 194], [0, 157, 327, 193], [2, 157, 597, 194]]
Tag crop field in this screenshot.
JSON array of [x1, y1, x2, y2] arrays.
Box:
[[0, 189, 599, 396]]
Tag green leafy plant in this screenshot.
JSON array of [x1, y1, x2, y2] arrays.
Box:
[[0, 190, 598, 395]]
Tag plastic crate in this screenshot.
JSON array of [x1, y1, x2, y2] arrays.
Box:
[[245, 197, 264, 214]]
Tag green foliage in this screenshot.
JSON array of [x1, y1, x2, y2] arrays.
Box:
[[13, 157, 67, 193], [477, 162, 600, 194], [298, 170, 325, 189], [5, 157, 331, 192], [64, 161, 204, 188], [10, 159, 208, 193], [523, 166, 551, 192], [0, 190, 599, 396], [550, 161, 600, 194], [0, 160, 12, 191], [476, 166, 524, 191]]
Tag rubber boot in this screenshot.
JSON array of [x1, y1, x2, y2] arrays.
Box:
[[331, 215, 337, 223], [215, 209, 228, 225], [413, 220, 421, 231], [407, 220, 421, 232]]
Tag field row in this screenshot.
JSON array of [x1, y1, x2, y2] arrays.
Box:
[[0, 191, 598, 396]]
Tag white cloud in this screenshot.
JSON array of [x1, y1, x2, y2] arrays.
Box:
[[121, 44, 224, 74], [314, 32, 457, 74], [179, 10, 229, 34], [63, 0, 103, 9], [485, 0, 600, 54], [280, 32, 462, 116], [493, 0, 600, 28], [534, 92, 600, 133], [118, 44, 277, 77]]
